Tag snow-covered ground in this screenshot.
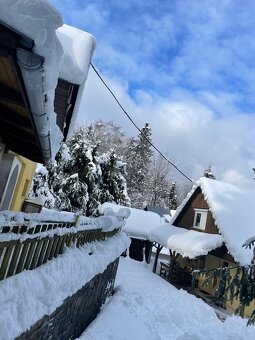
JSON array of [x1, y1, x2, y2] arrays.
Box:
[[80, 258, 255, 340]]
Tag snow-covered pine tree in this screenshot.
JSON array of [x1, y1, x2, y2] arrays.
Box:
[[168, 181, 178, 210], [65, 128, 101, 216], [99, 151, 130, 206], [31, 126, 130, 216], [203, 162, 216, 179], [125, 123, 153, 208], [29, 165, 55, 209]]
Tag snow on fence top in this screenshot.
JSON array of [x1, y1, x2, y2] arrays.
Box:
[[0, 0, 95, 160], [100, 203, 161, 240], [0, 209, 126, 243], [149, 224, 224, 258], [171, 177, 255, 265]]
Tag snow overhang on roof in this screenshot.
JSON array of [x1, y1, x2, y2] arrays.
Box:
[[0, 1, 95, 165], [149, 224, 224, 259], [198, 177, 255, 265], [56, 24, 96, 141], [100, 203, 162, 240]]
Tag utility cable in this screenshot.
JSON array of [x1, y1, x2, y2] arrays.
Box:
[[90, 62, 193, 183]]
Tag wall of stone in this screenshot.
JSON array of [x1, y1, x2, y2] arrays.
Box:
[[16, 258, 119, 340]]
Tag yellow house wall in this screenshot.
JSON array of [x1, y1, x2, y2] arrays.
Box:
[[9, 154, 36, 211], [224, 268, 255, 317], [196, 255, 254, 318], [197, 255, 221, 295]]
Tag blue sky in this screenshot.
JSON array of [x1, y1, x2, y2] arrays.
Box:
[[52, 0, 255, 185]]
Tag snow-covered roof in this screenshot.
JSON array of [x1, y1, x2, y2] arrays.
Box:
[[57, 25, 95, 86], [57, 25, 96, 139], [100, 203, 162, 240], [0, 1, 95, 161], [149, 224, 223, 259], [172, 178, 255, 265]]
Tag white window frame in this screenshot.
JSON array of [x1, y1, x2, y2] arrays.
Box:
[[193, 209, 208, 230]]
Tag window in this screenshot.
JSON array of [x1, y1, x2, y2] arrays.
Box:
[[193, 209, 208, 230]]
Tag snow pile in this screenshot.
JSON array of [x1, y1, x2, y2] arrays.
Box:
[[149, 224, 223, 258], [0, 232, 130, 340], [100, 203, 161, 239], [80, 258, 255, 340], [199, 178, 255, 265]]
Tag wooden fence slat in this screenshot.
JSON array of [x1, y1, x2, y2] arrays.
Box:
[[6, 243, 23, 277], [0, 246, 14, 280], [42, 238, 55, 264], [30, 239, 45, 270], [48, 237, 60, 261], [53, 236, 65, 258], [36, 238, 50, 267], [23, 242, 37, 270], [16, 243, 31, 274]]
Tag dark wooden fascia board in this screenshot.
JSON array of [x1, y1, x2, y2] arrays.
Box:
[[63, 84, 79, 141], [54, 78, 79, 141]]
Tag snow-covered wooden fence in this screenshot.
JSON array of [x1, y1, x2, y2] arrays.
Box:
[[0, 212, 122, 281]]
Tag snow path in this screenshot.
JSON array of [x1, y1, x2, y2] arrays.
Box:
[[80, 258, 255, 340]]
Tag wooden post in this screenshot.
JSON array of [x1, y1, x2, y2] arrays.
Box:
[[191, 272, 196, 294], [152, 243, 163, 273]]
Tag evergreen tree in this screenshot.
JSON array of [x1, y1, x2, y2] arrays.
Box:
[[203, 162, 216, 179], [125, 123, 153, 208], [168, 181, 178, 210], [99, 151, 129, 206], [30, 126, 129, 216], [30, 165, 55, 209]]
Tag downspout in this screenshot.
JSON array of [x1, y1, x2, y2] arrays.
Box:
[[16, 48, 51, 165]]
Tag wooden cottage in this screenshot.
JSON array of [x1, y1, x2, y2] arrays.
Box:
[[150, 177, 255, 317]]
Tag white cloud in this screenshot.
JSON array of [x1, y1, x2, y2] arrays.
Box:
[[78, 70, 255, 186], [51, 0, 255, 187]]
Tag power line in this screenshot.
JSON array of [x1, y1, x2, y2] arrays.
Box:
[[90, 62, 193, 183]]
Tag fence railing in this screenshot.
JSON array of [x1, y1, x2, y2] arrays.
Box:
[[0, 219, 120, 281]]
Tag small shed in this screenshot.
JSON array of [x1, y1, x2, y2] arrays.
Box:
[[100, 202, 161, 262]]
